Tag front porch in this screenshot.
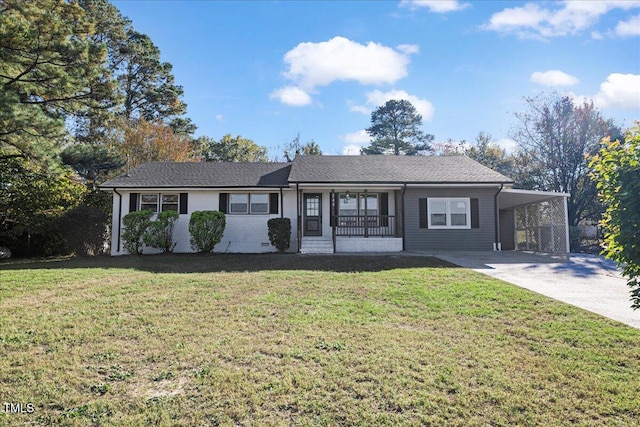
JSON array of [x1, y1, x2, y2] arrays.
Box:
[[297, 188, 404, 254]]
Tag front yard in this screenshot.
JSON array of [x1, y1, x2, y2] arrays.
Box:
[[1, 254, 639, 426]]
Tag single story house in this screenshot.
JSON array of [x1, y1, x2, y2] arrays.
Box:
[[100, 155, 570, 255]]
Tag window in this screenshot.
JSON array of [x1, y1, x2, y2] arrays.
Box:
[[161, 194, 179, 212], [229, 194, 249, 214], [140, 193, 180, 212], [360, 193, 378, 216], [337, 192, 380, 226], [227, 193, 271, 215], [140, 194, 159, 212], [427, 198, 470, 229], [338, 194, 358, 216], [250, 194, 269, 213], [338, 192, 379, 216]]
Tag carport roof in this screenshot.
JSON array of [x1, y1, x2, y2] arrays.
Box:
[[498, 188, 569, 210]]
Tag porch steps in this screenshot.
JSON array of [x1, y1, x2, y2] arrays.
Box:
[[300, 238, 334, 254]]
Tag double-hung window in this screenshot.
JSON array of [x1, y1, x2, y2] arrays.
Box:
[[161, 194, 179, 212], [229, 194, 249, 214], [140, 194, 159, 212], [140, 193, 179, 212], [250, 194, 269, 213], [228, 193, 270, 214], [428, 198, 470, 229]]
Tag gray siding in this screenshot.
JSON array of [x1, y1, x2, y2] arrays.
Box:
[[404, 187, 497, 252]]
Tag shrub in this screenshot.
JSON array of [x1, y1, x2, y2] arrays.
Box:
[[189, 210, 226, 253], [58, 205, 110, 256], [122, 210, 153, 255], [143, 210, 179, 253], [267, 218, 291, 253], [569, 226, 581, 252]]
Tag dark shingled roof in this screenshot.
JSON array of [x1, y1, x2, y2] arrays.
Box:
[[100, 156, 513, 189], [288, 155, 513, 184], [100, 162, 291, 188]]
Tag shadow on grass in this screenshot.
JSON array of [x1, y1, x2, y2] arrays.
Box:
[[0, 253, 456, 273]]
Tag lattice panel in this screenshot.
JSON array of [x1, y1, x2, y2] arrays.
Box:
[[514, 198, 568, 253]]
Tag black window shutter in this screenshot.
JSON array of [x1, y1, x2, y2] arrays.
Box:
[[219, 193, 228, 213], [419, 198, 427, 228], [179, 193, 188, 214], [471, 198, 480, 228], [129, 193, 138, 213], [269, 193, 279, 215], [380, 192, 389, 226]]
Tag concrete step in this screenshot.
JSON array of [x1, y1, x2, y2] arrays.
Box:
[[300, 239, 334, 254]]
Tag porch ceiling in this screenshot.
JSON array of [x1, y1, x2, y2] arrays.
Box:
[[498, 188, 570, 210]]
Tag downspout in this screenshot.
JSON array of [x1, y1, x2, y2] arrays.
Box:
[[280, 187, 284, 219], [494, 184, 504, 251], [296, 183, 301, 253], [113, 188, 122, 253], [401, 184, 407, 251]]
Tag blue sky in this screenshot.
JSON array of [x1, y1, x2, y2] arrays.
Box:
[[112, 0, 640, 157]]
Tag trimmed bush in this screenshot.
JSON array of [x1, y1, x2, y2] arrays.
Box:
[[143, 210, 179, 253], [189, 210, 226, 253], [122, 210, 153, 255], [268, 218, 291, 253]]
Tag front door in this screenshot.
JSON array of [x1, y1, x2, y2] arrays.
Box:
[[303, 193, 322, 236]]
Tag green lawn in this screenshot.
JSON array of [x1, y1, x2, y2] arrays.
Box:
[[1, 254, 639, 426]]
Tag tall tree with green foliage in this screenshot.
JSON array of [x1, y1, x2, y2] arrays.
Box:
[[116, 30, 194, 134], [361, 99, 433, 155], [61, 143, 123, 189], [69, 0, 128, 146], [466, 132, 516, 178], [511, 93, 620, 226], [199, 134, 269, 162], [0, 0, 107, 164], [0, 157, 87, 255], [590, 125, 640, 309]]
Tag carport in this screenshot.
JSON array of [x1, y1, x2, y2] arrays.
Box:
[[498, 189, 570, 253]]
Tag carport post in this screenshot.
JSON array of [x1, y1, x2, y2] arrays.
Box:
[[564, 196, 570, 253]]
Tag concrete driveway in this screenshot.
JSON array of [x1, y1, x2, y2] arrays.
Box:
[[434, 251, 640, 330]]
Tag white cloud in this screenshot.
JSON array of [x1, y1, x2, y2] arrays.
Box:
[[340, 129, 370, 144], [593, 73, 640, 110], [269, 86, 312, 106], [215, 114, 224, 123], [483, 3, 550, 39], [283, 36, 415, 88], [483, 1, 640, 39], [531, 70, 579, 87], [400, 0, 470, 13], [615, 15, 640, 37], [340, 130, 370, 155], [495, 138, 518, 153], [397, 44, 420, 55], [272, 36, 417, 106], [363, 89, 435, 121], [349, 104, 371, 115]]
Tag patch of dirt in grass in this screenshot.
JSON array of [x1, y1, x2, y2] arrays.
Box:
[[129, 372, 188, 400]]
